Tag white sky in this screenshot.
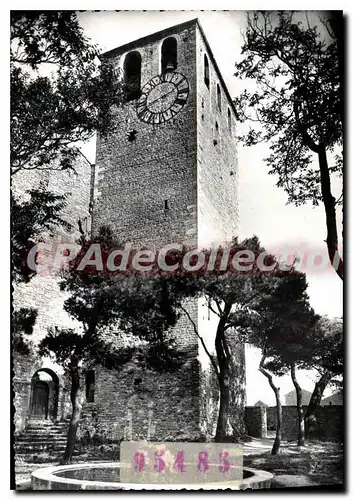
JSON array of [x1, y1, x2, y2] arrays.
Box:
[[76, 11, 344, 404]]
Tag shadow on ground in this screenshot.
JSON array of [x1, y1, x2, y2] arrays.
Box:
[[244, 440, 344, 488]]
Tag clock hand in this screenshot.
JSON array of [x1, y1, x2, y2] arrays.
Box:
[[147, 88, 175, 107]]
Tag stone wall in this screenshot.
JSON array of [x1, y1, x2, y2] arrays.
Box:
[[78, 356, 202, 444], [266, 406, 277, 431], [196, 25, 239, 247], [13, 352, 36, 433], [246, 405, 343, 442], [245, 406, 267, 439], [12, 155, 93, 344]]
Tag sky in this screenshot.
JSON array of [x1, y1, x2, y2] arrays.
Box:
[[76, 10, 343, 404]]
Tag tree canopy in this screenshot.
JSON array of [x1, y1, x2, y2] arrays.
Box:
[[234, 11, 343, 279], [11, 11, 123, 175], [11, 12, 124, 342]]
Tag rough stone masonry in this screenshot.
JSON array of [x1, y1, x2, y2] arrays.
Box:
[[91, 18, 245, 441]]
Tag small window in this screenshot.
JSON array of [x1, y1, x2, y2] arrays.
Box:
[[217, 84, 221, 111], [85, 370, 95, 403], [161, 37, 177, 72], [204, 54, 210, 89], [227, 108, 232, 132], [124, 51, 142, 101], [214, 121, 219, 146]]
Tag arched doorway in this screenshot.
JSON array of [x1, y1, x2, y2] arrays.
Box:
[[30, 369, 59, 421]]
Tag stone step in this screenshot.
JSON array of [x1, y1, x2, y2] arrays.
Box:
[[14, 418, 76, 468], [25, 423, 69, 430], [15, 443, 68, 453], [15, 439, 66, 450], [26, 418, 69, 424], [26, 422, 68, 427], [16, 435, 67, 443], [18, 428, 67, 434], [18, 428, 68, 435], [27, 418, 69, 422], [18, 432, 67, 439], [24, 430, 68, 437]]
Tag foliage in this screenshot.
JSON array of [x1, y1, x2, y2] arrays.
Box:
[[307, 316, 343, 376], [12, 187, 68, 282], [242, 268, 320, 376], [235, 11, 342, 203], [11, 12, 124, 346], [12, 307, 37, 354], [11, 11, 123, 174], [234, 11, 343, 279], [40, 225, 189, 375]]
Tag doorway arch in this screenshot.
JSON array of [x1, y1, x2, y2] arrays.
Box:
[[29, 368, 59, 421]]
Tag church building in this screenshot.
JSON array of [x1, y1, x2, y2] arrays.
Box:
[[13, 19, 245, 464]]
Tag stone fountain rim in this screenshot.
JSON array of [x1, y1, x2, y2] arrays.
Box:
[[31, 462, 274, 490]]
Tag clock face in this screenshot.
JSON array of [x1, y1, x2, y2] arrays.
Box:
[[136, 72, 189, 124]]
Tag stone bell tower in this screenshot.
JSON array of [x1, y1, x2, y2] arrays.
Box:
[[93, 18, 238, 247], [91, 19, 245, 441]]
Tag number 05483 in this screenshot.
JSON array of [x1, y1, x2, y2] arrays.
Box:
[[120, 442, 243, 486]]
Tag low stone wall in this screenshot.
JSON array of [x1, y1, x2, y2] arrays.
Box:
[[246, 405, 343, 442], [310, 405, 344, 441], [31, 463, 274, 490], [266, 407, 276, 432]]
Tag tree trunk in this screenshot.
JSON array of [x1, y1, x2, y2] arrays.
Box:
[[215, 361, 230, 442], [259, 356, 282, 455], [317, 145, 343, 280], [271, 386, 282, 455], [295, 99, 343, 281], [305, 371, 332, 439], [290, 364, 305, 446], [60, 356, 84, 465], [214, 303, 232, 442]]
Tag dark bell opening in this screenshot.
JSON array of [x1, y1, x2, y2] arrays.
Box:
[[161, 37, 177, 73]]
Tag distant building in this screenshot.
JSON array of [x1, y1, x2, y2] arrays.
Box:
[[322, 391, 343, 406], [284, 388, 312, 406], [254, 400, 268, 407]]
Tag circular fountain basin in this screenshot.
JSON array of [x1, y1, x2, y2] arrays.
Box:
[[32, 462, 273, 490]]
